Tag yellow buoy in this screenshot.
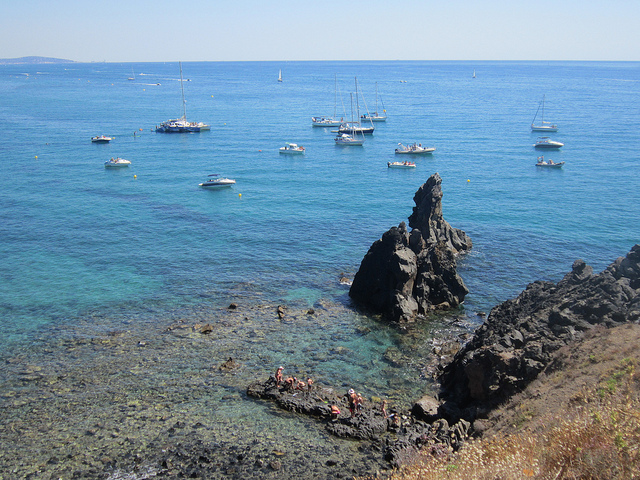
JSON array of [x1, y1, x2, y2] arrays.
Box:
[[134, 175, 137, 179], [238, 193, 242, 198], [35, 155, 38, 159], [467, 179, 470, 182]]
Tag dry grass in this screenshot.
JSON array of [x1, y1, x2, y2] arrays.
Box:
[[385, 356, 640, 480]]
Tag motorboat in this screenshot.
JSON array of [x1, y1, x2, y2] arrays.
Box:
[[388, 161, 416, 169], [279, 143, 305, 154], [535, 156, 564, 168], [104, 157, 131, 168], [534, 137, 564, 149], [156, 62, 209, 133], [199, 174, 236, 188], [92, 135, 112, 143], [311, 116, 342, 127], [395, 143, 435, 154], [531, 95, 558, 132], [334, 133, 364, 146]]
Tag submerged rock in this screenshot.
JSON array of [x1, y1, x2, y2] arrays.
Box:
[[349, 173, 471, 322], [439, 244, 640, 421]]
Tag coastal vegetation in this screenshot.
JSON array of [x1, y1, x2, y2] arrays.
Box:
[[383, 324, 640, 480]]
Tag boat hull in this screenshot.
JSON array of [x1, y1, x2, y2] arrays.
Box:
[[104, 158, 131, 168], [339, 124, 374, 135], [279, 149, 305, 155], [531, 125, 558, 132], [388, 162, 416, 169], [311, 117, 342, 127]]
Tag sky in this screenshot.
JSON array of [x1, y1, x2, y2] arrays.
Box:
[[1, 0, 639, 62]]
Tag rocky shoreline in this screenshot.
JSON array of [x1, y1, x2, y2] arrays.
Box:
[[243, 245, 640, 474]]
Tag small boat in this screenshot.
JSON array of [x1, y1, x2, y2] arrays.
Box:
[[278, 69, 283, 83], [339, 79, 374, 135], [388, 161, 416, 169], [531, 95, 558, 132], [279, 143, 305, 155], [472, 69, 476, 78], [104, 157, 131, 168], [312, 116, 342, 127], [334, 133, 364, 146], [338, 123, 374, 135], [360, 82, 386, 122], [395, 143, 435, 155], [156, 62, 209, 133], [199, 174, 236, 188], [534, 136, 564, 149], [536, 155, 564, 168], [92, 135, 112, 143], [312, 74, 343, 127]]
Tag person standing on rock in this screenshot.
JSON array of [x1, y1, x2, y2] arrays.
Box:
[[275, 366, 284, 386], [348, 389, 358, 417]]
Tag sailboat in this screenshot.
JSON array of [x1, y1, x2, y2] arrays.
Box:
[[312, 74, 343, 127], [278, 69, 283, 82], [339, 77, 374, 135], [531, 95, 558, 132], [156, 62, 210, 133], [128, 66, 135, 81], [472, 69, 476, 78], [335, 93, 365, 146], [360, 82, 386, 122]]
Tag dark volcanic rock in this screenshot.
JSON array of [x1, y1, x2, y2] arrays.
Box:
[[247, 376, 470, 468], [349, 173, 471, 322], [439, 245, 640, 421]]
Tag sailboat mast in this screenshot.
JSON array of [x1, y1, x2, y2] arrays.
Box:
[[375, 82, 379, 114], [179, 62, 187, 121], [541, 94, 545, 123], [355, 77, 360, 123], [333, 74, 337, 118]]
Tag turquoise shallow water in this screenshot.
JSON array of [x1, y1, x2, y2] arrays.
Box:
[[1, 60, 639, 477]]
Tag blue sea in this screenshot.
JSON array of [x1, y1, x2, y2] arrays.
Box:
[[1, 61, 639, 478]]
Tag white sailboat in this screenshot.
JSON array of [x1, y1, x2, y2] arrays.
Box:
[[531, 95, 558, 132], [156, 62, 210, 133], [339, 77, 374, 135], [278, 69, 283, 82], [361, 82, 386, 122], [312, 74, 343, 127], [335, 93, 365, 146]]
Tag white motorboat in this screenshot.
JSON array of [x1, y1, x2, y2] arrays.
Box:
[[279, 143, 305, 154], [199, 174, 236, 188], [388, 161, 416, 169], [312, 116, 343, 127], [535, 156, 564, 168], [531, 95, 558, 132], [92, 135, 112, 143], [104, 157, 131, 168], [534, 136, 564, 149], [156, 62, 210, 133], [395, 143, 435, 154], [334, 133, 364, 146]]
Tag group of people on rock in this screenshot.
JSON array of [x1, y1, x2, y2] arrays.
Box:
[[275, 366, 314, 393], [273, 366, 391, 422]]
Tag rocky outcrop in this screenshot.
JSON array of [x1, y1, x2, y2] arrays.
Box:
[[349, 173, 472, 322], [247, 376, 471, 469], [438, 245, 640, 421]]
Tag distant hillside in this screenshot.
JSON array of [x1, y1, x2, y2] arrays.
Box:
[[0, 56, 75, 65]]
